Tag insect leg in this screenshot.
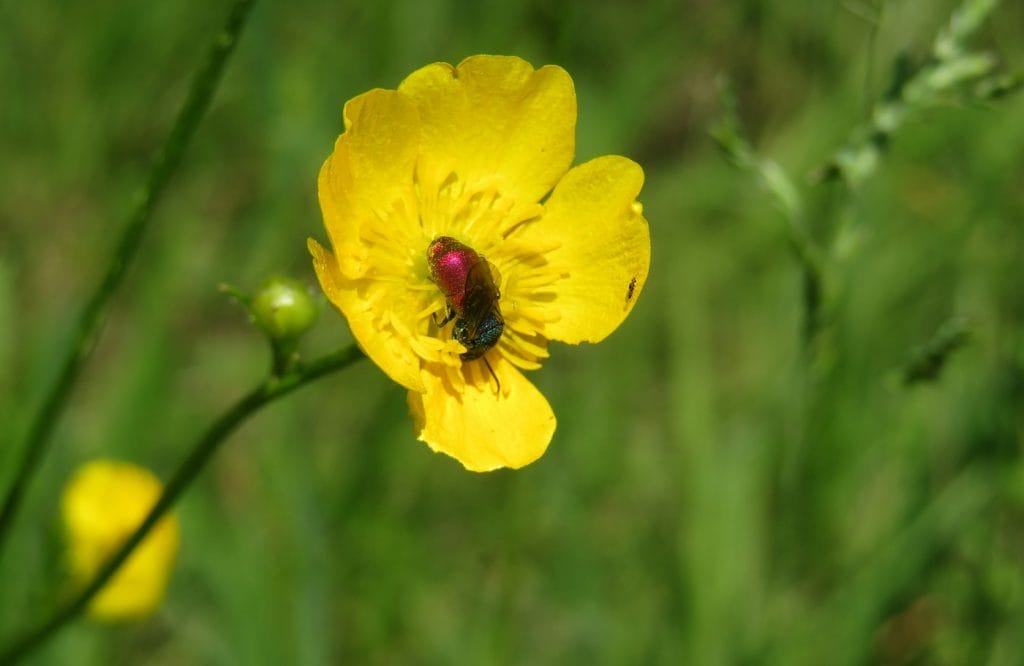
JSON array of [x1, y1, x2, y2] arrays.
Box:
[[432, 304, 456, 327], [482, 356, 501, 394]]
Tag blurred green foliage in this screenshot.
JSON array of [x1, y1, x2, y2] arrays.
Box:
[[2, 0, 1024, 664]]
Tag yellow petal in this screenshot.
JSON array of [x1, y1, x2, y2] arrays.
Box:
[[408, 356, 556, 471], [527, 155, 650, 344], [397, 55, 576, 205], [309, 238, 424, 392], [88, 519, 179, 621], [318, 88, 421, 255], [61, 459, 180, 621]]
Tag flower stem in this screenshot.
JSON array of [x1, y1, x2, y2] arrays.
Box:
[[0, 0, 257, 559], [0, 345, 364, 664]]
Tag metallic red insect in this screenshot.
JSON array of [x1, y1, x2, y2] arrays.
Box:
[[426, 236, 504, 387]]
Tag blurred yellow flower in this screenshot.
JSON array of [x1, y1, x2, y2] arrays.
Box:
[[311, 55, 650, 471], [61, 459, 179, 621]]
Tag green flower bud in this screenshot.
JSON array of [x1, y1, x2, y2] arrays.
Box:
[[250, 277, 318, 342]]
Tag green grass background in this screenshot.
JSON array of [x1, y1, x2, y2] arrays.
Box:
[[2, 0, 1024, 663]]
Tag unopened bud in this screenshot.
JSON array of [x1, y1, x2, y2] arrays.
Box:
[[250, 277, 318, 342]]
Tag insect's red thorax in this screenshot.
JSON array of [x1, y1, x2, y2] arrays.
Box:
[[427, 236, 482, 311]]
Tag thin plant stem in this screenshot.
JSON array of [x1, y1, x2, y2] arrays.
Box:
[[0, 345, 365, 665], [0, 0, 257, 558]]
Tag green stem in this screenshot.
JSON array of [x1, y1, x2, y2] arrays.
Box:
[[0, 0, 257, 558], [0, 345, 365, 665]]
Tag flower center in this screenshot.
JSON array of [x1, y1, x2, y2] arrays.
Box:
[[349, 173, 565, 390]]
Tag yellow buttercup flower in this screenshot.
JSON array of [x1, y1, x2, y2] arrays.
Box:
[[61, 459, 180, 621], [311, 55, 650, 471]]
